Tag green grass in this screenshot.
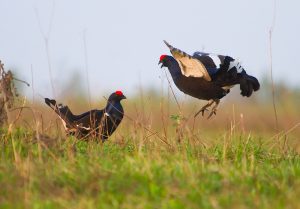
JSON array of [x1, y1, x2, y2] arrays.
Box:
[[1, 128, 300, 209]]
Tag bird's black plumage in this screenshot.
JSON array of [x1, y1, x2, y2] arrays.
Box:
[[45, 91, 126, 141], [159, 41, 260, 118]]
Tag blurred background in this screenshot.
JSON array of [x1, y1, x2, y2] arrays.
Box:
[[0, 0, 299, 140], [0, 0, 299, 97], [1, 2, 300, 208]]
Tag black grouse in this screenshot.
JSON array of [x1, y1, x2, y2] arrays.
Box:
[[45, 91, 126, 141], [159, 41, 260, 118]]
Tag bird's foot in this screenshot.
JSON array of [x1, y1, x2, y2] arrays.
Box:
[[194, 107, 209, 117], [207, 100, 220, 119], [207, 108, 217, 119], [194, 100, 215, 118]]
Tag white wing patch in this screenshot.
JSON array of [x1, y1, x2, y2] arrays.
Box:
[[228, 59, 244, 73], [208, 55, 221, 68], [77, 124, 91, 130]]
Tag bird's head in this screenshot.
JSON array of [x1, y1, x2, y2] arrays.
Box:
[[108, 90, 126, 102], [158, 54, 171, 68]]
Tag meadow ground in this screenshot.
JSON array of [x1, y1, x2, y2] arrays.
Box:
[[0, 88, 300, 209]]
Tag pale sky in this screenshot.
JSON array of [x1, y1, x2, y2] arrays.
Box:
[[0, 0, 299, 100]]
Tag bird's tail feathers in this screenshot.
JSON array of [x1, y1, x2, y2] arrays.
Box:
[[218, 57, 260, 97], [45, 98, 56, 108], [239, 74, 260, 97], [44, 98, 75, 124]]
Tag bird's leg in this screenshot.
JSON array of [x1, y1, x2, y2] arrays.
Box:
[[207, 99, 220, 119], [194, 100, 215, 118]]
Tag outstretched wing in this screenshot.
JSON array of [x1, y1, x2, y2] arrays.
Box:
[[164, 40, 211, 81], [193, 51, 226, 69]]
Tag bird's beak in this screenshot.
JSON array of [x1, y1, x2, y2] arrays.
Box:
[[158, 60, 163, 68], [121, 95, 127, 99]]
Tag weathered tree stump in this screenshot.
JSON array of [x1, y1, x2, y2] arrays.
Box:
[[0, 61, 17, 126]]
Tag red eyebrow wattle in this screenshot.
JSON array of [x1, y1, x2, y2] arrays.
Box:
[[160, 54, 167, 61], [115, 90, 123, 96]]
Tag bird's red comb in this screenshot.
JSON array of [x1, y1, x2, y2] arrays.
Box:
[[160, 54, 167, 61], [115, 90, 123, 96]]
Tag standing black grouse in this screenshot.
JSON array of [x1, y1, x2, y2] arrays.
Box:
[[159, 41, 260, 118], [45, 91, 126, 141]]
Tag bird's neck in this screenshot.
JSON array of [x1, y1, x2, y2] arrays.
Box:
[[166, 58, 182, 81], [106, 101, 123, 114]]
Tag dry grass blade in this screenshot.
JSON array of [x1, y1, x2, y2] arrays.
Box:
[[269, 0, 279, 132]]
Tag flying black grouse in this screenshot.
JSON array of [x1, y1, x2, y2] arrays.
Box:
[[159, 41, 260, 118], [45, 91, 126, 141]]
